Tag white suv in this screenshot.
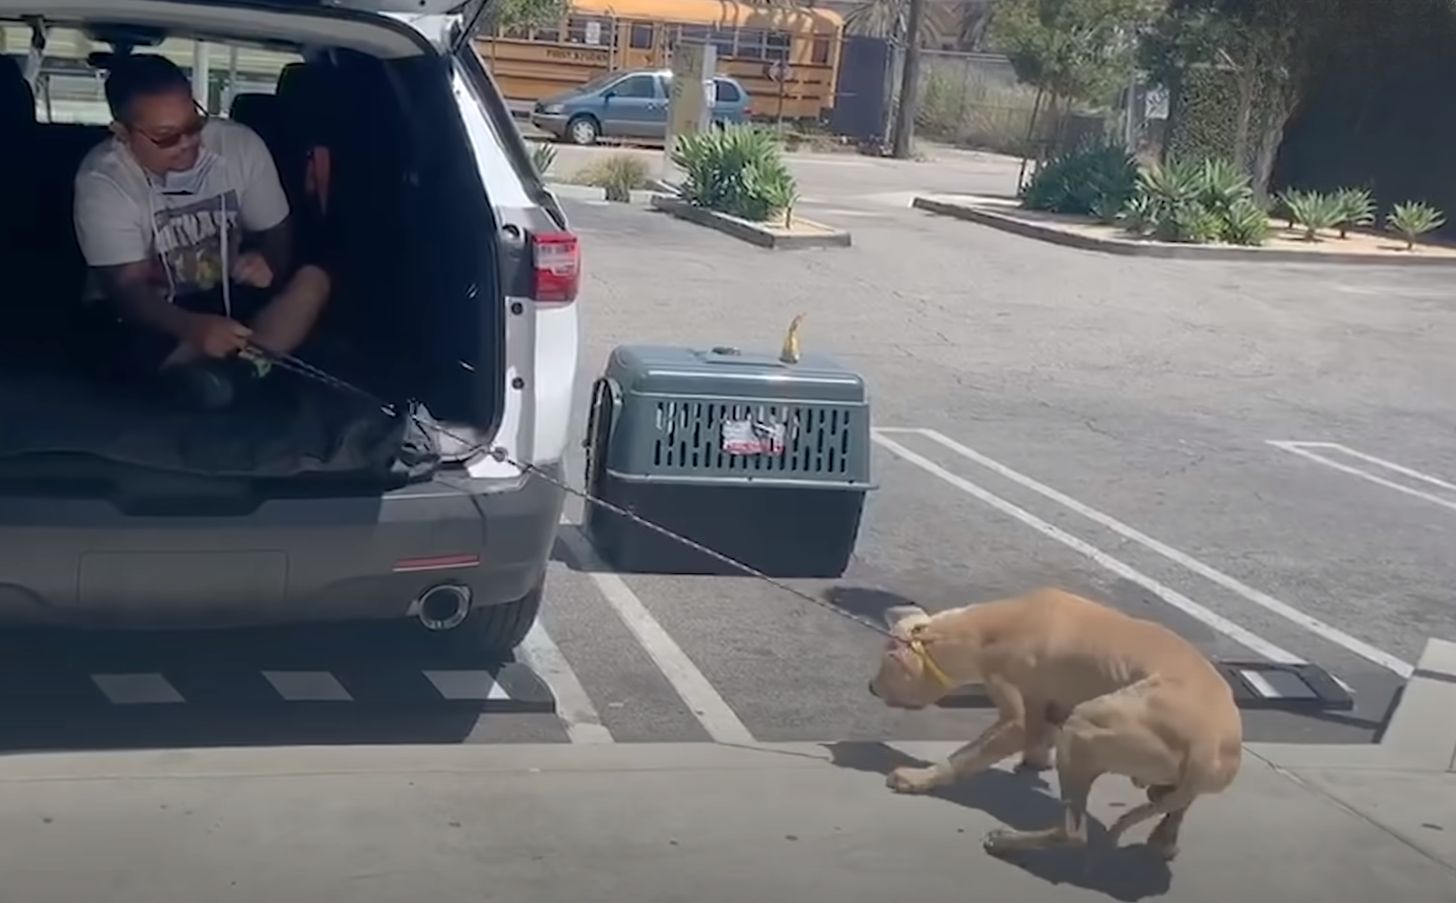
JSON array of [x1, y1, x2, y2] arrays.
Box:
[[0, 0, 579, 655]]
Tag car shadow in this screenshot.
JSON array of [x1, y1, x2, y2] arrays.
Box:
[[822, 741, 1173, 901], [0, 622, 556, 755]]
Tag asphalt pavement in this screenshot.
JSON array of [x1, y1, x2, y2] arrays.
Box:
[[6, 146, 1456, 898], [3, 148, 1454, 758]]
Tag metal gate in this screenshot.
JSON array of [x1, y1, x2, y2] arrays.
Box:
[[830, 35, 892, 143]]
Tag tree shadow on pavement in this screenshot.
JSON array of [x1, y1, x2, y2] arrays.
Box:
[[822, 741, 1173, 901]]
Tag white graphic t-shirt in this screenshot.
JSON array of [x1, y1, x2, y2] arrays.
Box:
[[74, 119, 289, 299]]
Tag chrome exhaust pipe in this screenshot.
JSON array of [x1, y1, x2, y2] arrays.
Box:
[[416, 584, 472, 631]]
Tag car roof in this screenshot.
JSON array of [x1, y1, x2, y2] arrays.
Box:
[[0, 1, 442, 58]]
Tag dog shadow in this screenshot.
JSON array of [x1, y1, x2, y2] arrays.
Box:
[[823, 741, 1173, 901]]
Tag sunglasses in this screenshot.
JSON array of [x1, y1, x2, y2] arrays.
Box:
[[129, 101, 209, 150]]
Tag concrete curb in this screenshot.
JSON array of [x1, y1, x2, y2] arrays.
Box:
[[913, 195, 1456, 268], [545, 181, 656, 205], [1250, 637, 1456, 772], [650, 194, 852, 250]]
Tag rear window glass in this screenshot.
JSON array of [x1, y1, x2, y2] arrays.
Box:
[[714, 79, 741, 103], [1, 24, 300, 124]]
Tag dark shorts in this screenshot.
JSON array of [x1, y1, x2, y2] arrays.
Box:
[[121, 285, 272, 375]]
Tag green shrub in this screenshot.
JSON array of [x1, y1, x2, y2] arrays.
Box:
[[1286, 191, 1342, 241], [1272, 189, 1308, 229], [1196, 159, 1254, 216], [579, 153, 651, 203], [1117, 193, 1155, 235], [1174, 204, 1225, 244], [1134, 158, 1201, 242], [672, 125, 797, 223], [529, 141, 557, 177], [1333, 188, 1375, 239], [1122, 158, 1269, 246], [1221, 197, 1272, 246], [1022, 142, 1137, 218], [1386, 201, 1446, 250]]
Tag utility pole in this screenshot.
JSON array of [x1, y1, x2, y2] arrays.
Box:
[[890, 0, 925, 158]]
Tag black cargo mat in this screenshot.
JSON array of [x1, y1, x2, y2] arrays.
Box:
[[0, 369, 439, 482]]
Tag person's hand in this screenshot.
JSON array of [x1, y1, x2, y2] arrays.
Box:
[[231, 251, 274, 289], [182, 313, 252, 359]]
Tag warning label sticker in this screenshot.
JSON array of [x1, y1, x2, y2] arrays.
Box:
[[722, 418, 786, 455]]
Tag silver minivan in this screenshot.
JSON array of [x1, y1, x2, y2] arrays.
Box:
[[0, 0, 580, 656]]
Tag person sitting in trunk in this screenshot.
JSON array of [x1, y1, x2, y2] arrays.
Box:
[[74, 54, 330, 408]]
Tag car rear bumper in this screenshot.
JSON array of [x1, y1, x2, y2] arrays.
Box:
[[0, 465, 566, 629]]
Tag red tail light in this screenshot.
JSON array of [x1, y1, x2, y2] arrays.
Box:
[[532, 231, 580, 304]]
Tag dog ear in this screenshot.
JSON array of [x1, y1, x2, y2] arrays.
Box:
[[883, 604, 929, 631]]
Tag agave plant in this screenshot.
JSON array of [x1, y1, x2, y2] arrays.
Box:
[[529, 141, 557, 178], [672, 125, 797, 222], [1117, 193, 1154, 236], [1169, 203, 1224, 244], [1273, 188, 1310, 229], [1386, 201, 1446, 250], [1090, 192, 1125, 225], [1333, 188, 1376, 239], [1196, 159, 1254, 215], [1286, 191, 1343, 241], [1221, 198, 1272, 246], [1138, 158, 1202, 209], [581, 153, 651, 203]]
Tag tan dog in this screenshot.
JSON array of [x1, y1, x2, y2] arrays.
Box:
[[868, 588, 1242, 860]]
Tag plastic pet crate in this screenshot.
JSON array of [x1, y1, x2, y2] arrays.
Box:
[[582, 344, 874, 577]]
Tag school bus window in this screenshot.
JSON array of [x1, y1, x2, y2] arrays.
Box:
[[629, 23, 654, 49], [566, 17, 613, 45], [766, 31, 791, 61], [679, 24, 709, 45], [735, 28, 765, 59], [533, 24, 561, 42], [811, 36, 831, 64], [710, 28, 734, 58]]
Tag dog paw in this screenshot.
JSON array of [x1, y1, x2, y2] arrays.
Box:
[[886, 766, 939, 794], [982, 829, 1016, 856], [1145, 838, 1180, 862]]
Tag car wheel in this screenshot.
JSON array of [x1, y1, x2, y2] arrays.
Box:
[[567, 115, 600, 146], [457, 579, 544, 655]]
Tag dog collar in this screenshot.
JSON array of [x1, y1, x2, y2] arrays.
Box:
[[909, 638, 954, 688]]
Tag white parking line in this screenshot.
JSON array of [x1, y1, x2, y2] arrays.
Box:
[[91, 673, 184, 705], [1269, 441, 1456, 515], [556, 525, 756, 745], [423, 670, 511, 701], [871, 431, 1304, 665], [516, 619, 615, 744], [878, 428, 1413, 678], [262, 671, 352, 702]]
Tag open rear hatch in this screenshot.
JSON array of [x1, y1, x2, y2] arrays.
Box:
[[1, 0, 508, 492]]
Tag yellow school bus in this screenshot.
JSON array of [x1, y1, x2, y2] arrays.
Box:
[[477, 0, 844, 120]]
